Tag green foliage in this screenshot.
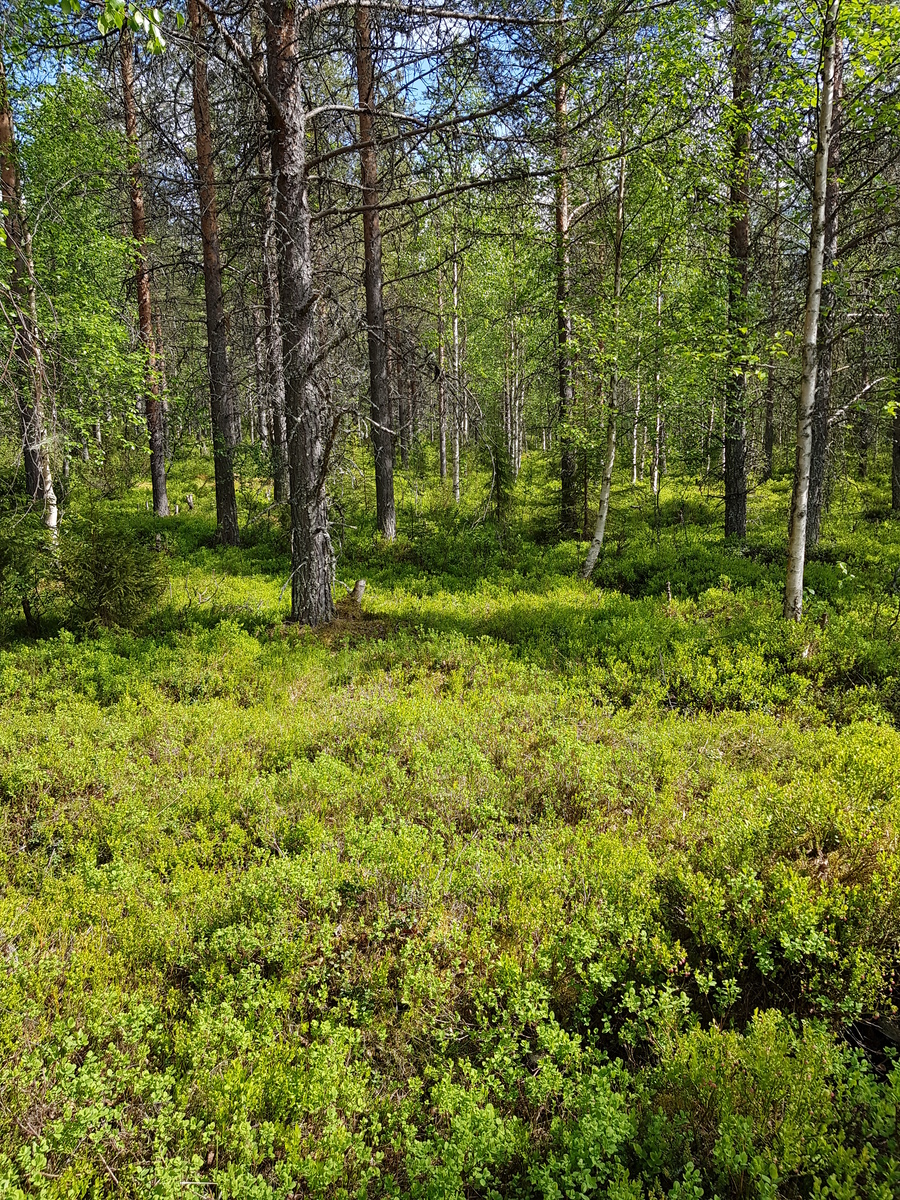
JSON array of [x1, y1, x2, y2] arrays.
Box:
[[57, 507, 167, 629], [4, 74, 146, 469], [1, 462, 899, 1196], [0, 462, 59, 638], [83, 435, 155, 501], [0, 510, 55, 637]]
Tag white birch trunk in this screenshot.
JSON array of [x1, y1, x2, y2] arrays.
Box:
[[581, 143, 627, 579], [632, 377, 641, 485], [783, 0, 840, 621]]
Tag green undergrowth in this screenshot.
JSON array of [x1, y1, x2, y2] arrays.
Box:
[[1, 453, 900, 1198]]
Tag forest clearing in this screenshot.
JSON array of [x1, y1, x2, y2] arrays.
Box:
[[3, 464, 900, 1197], [2, 0, 900, 1195]]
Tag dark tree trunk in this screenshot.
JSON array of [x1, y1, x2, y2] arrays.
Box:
[[119, 28, 169, 517], [265, 0, 335, 624], [188, 0, 239, 545], [724, 0, 751, 537], [763, 181, 781, 482], [154, 311, 171, 459], [355, 1, 395, 539], [854, 312, 871, 477], [451, 227, 460, 502], [262, 241, 289, 503], [807, 40, 842, 549], [252, 26, 289, 502], [437, 283, 447, 479], [0, 50, 57, 532]]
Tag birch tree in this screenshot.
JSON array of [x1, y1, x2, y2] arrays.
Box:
[[783, 0, 841, 621], [0, 47, 57, 534]]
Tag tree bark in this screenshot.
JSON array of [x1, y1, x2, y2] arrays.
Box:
[[252, 25, 289, 503], [806, 38, 843, 549], [632, 376, 641, 485], [856, 313, 872, 478], [554, 15, 577, 535], [355, 0, 395, 539], [581, 378, 618, 579], [581, 147, 626, 579], [437, 279, 447, 479], [762, 177, 781, 481], [252, 302, 271, 451], [892, 310, 900, 511], [119, 28, 169, 517], [724, 0, 751, 538], [397, 337, 410, 469], [784, 0, 840, 621], [188, 0, 239, 545], [408, 371, 417, 455], [0, 50, 57, 534], [265, 0, 335, 624], [452, 224, 461, 504], [652, 269, 663, 496]]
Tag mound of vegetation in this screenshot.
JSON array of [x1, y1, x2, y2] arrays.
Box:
[[1, 466, 898, 1199]]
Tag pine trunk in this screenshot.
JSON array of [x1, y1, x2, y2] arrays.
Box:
[[652, 270, 663, 496], [119, 28, 169, 517], [398, 341, 410, 469], [806, 41, 843, 550], [189, 0, 239, 545], [355, 1, 395, 539], [452, 233, 461, 504], [265, 0, 335, 624], [252, 24, 289, 502], [892, 312, 900, 510], [763, 180, 781, 481], [437, 281, 447, 479], [724, 0, 751, 538], [252, 304, 271, 451]]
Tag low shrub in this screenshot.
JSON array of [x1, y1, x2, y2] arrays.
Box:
[[0, 509, 56, 636], [58, 507, 168, 630], [1, 462, 899, 1196]]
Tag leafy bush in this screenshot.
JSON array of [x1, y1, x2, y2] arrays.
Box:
[[0, 509, 56, 636], [641, 1012, 900, 1199], [81, 435, 149, 500], [1, 461, 899, 1196], [58, 508, 168, 629]]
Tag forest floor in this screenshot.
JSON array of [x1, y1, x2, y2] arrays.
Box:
[[2, 452, 900, 1199]]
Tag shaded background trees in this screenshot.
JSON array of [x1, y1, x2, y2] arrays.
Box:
[[0, 0, 899, 623]]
